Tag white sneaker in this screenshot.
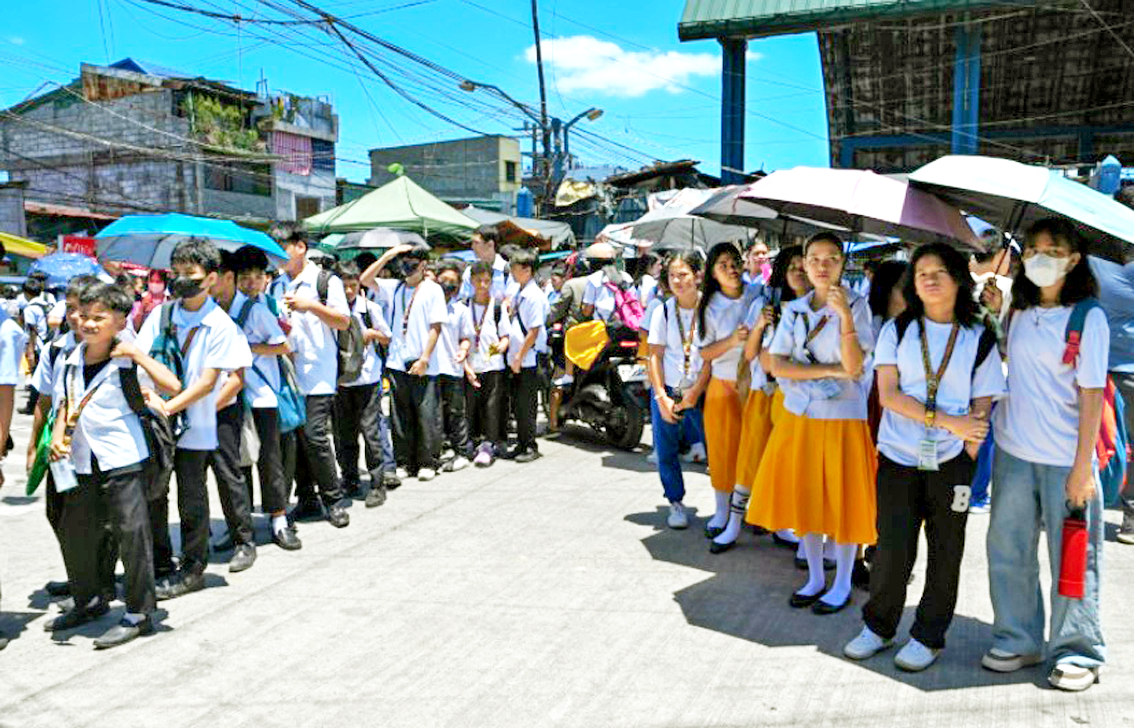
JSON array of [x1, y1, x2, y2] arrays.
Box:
[[1048, 663, 1099, 692], [396, 467, 409, 480], [447, 456, 471, 472], [843, 626, 893, 660], [553, 374, 574, 387], [894, 639, 940, 672], [417, 468, 437, 482], [667, 502, 689, 530], [681, 443, 707, 464], [980, 648, 1043, 673], [646, 451, 659, 465]]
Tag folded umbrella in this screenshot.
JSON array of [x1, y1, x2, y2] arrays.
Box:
[[28, 252, 107, 290], [909, 155, 1134, 262], [95, 213, 288, 269]]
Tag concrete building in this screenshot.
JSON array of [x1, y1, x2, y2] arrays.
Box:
[[368, 135, 522, 213], [0, 58, 338, 225]]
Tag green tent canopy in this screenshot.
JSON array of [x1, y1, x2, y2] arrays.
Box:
[[304, 176, 478, 241]]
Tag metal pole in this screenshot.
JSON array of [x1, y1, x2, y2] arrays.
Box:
[[531, 0, 551, 207]]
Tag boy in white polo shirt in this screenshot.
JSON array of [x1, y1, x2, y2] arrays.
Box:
[[135, 239, 253, 600], [506, 248, 549, 462], [268, 223, 352, 528], [465, 261, 511, 467], [435, 260, 474, 472], [361, 244, 447, 481]]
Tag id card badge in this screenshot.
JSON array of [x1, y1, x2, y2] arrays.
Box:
[[50, 457, 79, 493], [917, 438, 940, 472]]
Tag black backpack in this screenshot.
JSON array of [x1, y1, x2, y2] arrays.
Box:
[[316, 269, 365, 384], [120, 364, 177, 500]]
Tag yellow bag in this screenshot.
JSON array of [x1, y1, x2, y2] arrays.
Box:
[[565, 321, 609, 371]]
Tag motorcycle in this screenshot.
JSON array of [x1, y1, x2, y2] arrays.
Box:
[[548, 322, 649, 450]]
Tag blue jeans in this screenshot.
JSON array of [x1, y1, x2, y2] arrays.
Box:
[[649, 387, 704, 503], [987, 446, 1105, 668], [970, 426, 995, 504]]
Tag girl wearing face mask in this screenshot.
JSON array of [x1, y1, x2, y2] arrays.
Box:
[[981, 218, 1109, 692], [131, 270, 168, 332]]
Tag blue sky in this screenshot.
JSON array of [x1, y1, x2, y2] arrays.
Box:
[[0, 0, 831, 182]]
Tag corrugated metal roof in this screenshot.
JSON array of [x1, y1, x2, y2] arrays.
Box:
[[677, 0, 1038, 40]]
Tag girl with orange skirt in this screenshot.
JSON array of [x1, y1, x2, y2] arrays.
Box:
[[748, 233, 878, 615]]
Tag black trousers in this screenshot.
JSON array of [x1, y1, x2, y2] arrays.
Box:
[[294, 394, 343, 507], [863, 451, 976, 649], [439, 374, 472, 458], [512, 366, 540, 451], [243, 407, 289, 514], [211, 403, 254, 546], [389, 369, 441, 473], [158, 449, 211, 575], [63, 465, 155, 616], [334, 382, 392, 486], [466, 369, 505, 448]]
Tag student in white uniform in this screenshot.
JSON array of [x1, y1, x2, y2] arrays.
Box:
[[459, 226, 511, 302], [983, 218, 1109, 692], [135, 239, 253, 600], [0, 259, 25, 651], [19, 275, 51, 415], [435, 261, 475, 472], [333, 261, 397, 507], [47, 282, 180, 648], [465, 260, 512, 467], [269, 223, 352, 528], [843, 243, 1005, 672], [362, 244, 448, 481], [582, 263, 635, 323], [506, 249, 549, 462]]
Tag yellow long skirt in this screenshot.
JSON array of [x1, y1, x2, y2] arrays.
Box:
[[747, 411, 878, 545], [735, 388, 785, 490], [703, 377, 744, 493]]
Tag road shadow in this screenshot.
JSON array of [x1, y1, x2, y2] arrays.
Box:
[[49, 607, 173, 646], [0, 611, 43, 646], [626, 507, 1045, 692], [2, 495, 38, 506]]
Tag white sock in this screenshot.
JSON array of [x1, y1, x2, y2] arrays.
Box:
[[713, 487, 750, 545], [824, 536, 836, 561], [796, 539, 806, 560], [271, 515, 288, 535], [123, 612, 145, 626], [798, 533, 827, 596], [708, 490, 731, 530], [776, 529, 799, 544], [819, 543, 858, 606]]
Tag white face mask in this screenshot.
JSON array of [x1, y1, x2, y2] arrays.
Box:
[[1023, 253, 1072, 288]]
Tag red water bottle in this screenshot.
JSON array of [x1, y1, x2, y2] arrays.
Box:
[[1058, 507, 1088, 599]]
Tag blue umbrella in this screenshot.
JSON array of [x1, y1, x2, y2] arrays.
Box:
[[28, 253, 107, 291], [95, 213, 288, 269]]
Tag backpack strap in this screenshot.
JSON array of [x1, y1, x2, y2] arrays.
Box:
[[972, 326, 998, 375], [317, 269, 331, 306], [894, 314, 913, 343], [235, 297, 257, 329], [1063, 298, 1101, 366], [159, 300, 177, 339], [119, 363, 147, 415]]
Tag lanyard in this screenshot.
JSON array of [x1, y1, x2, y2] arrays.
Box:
[[400, 285, 419, 337], [472, 300, 492, 350], [799, 313, 829, 363], [919, 319, 960, 414], [64, 363, 110, 443], [673, 301, 696, 381]]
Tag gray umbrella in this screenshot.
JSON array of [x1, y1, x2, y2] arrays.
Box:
[[335, 227, 429, 251]]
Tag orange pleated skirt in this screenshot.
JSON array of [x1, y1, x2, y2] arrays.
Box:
[[746, 411, 878, 545], [703, 377, 744, 493], [735, 387, 784, 489]]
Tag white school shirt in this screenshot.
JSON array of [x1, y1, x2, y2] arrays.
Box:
[[742, 295, 774, 391], [23, 295, 49, 351], [769, 290, 876, 420], [582, 269, 634, 322], [278, 262, 350, 396], [343, 296, 391, 387], [459, 253, 512, 302], [647, 297, 703, 390], [53, 346, 148, 475], [226, 291, 287, 408], [31, 331, 76, 401], [47, 299, 66, 323], [468, 298, 511, 374], [375, 278, 448, 374], [639, 275, 658, 311], [508, 280, 549, 369], [697, 287, 761, 382], [135, 298, 252, 451], [435, 299, 474, 378], [0, 311, 27, 386], [993, 305, 1110, 467], [875, 319, 1006, 468]]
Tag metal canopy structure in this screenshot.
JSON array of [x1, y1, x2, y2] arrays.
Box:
[[679, 0, 1134, 176]]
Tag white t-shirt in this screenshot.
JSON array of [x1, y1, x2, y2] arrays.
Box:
[[47, 299, 66, 323], [135, 298, 253, 451], [23, 295, 50, 352], [0, 311, 27, 386], [508, 280, 549, 369], [31, 331, 76, 402], [582, 269, 634, 322], [343, 296, 391, 387], [647, 297, 703, 390], [468, 298, 511, 373], [875, 318, 1006, 467], [226, 291, 287, 408], [436, 299, 474, 378], [375, 278, 448, 374], [639, 274, 658, 311], [769, 290, 876, 420], [994, 304, 1110, 467], [697, 287, 760, 382], [276, 262, 350, 396], [459, 253, 512, 302]]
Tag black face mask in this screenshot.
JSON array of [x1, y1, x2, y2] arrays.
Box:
[[169, 275, 204, 299], [398, 259, 421, 279], [441, 281, 459, 299]]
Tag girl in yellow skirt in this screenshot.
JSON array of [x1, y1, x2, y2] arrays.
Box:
[[694, 243, 761, 541], [749, 232, 878, 615]]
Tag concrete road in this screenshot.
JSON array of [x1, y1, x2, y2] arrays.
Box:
[[1, 410, 1132, 728]]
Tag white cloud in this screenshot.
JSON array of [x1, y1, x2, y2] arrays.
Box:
[[746, 50, 763, 62], [8, 37, 25, 46], [524, 35, 721, 98]]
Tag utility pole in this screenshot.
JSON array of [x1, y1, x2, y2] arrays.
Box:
[[530, 0, 551, 209]]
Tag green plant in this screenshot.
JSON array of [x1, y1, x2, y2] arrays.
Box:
[[185, 92, 264, 153]]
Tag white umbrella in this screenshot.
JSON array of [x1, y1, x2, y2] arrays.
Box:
[[601, 188, 752, 253]]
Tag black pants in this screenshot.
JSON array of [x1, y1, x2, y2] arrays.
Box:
[[512, 366, 540, 452], [160, 449, 211, 575], [63, 465, 155, 616], [863, 451, 976, 649], [1112, 372, 1134, 518], [466, 369, 505, 448], [243, 407, 289, 514], [334, 382, 392, 486], [389, 369, 441, 473], [211, 403, 253, 546], [439, 374, 472, 458], [294, 394, 343, 507]]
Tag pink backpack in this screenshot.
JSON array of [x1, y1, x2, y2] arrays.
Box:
[[605, 281, 645, 330]]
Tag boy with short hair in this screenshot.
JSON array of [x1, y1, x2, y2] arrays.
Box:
[[465, 261, 511, 467], [435, 261, 474, 472], [459, 225, 511, 302], [134, 238, 253, 599], [360, 244, 447, 481], [506, 248, 549, 463], [333, 260, 398, 507], [47, 282, 181, 648]]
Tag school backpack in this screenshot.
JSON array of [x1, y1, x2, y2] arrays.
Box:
[[234, 295, 307, 433], [120, 364, 177, 500], [316, 269, 365, 384], [604, 280, 645, 331]]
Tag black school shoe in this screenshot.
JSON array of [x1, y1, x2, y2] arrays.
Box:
[[272, 525, 302, 551], [290, 499, 324, 522], [155, 571, 205, 601], [381, 471, 402, 490], [327, 503, 350, 528], [513, 448, 542, 464], [789, 591, 823, 609], [94, 616, 154, 649], [365, 484, 387, 508], [812, 593, 852, 615], [45, 580, 71, 597], [44, 598, 111, 632]]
